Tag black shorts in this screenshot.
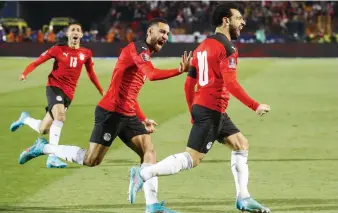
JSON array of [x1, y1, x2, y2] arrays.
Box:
[[89, 106, 148, 147], [45, 86, 71, 117], [187, 105, 240, 154]]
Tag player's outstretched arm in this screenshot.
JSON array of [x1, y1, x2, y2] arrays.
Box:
[[20, 49, 54, 81], [221, 69, 270, 116], [133, 49, 192, 81], [85, 55, 104, 95]]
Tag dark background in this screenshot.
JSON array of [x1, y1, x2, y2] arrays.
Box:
[[0, 1, 112, 32]]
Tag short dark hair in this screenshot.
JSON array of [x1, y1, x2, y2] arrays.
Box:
[[68, 19, 82, 28], [147, 17, 168, 29], [212, 3, 241, 27]]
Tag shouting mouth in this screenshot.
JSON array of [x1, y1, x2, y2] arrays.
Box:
[[157, 40, 165, 47]]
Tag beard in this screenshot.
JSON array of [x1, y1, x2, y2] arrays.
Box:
[[149, 36, 161, 52], [229, 25, 239, 40]]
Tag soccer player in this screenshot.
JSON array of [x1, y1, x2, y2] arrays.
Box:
[[17, 18, 191, 213], [9, 21, 104, 168], [129, 3, 271, 213]]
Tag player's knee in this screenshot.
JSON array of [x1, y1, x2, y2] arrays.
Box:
[[84, 156, 102, 167], [192, 155, 204, 167], [232, 136, 249, 151], [186, 148, 204, 168], [86, 159, 101, 167], [53, 111, 66, 122]]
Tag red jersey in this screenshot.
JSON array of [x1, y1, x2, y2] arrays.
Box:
[[185, 33, 259, 114], [98, 40, 182, 119], [22, 45, 103, 100]]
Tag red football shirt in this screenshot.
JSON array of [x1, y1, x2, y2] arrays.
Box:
[[98, 40, 182, 118], [22, 45, 103, 100], [185, 33, 259, 114]]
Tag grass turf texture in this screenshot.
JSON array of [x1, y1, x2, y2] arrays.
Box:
[[0, 57, 337, 213]]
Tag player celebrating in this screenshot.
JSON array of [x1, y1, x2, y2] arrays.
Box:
[[17, 18, 191, 213], [129, 3, 271, 213], [10, 21, 104, 168]]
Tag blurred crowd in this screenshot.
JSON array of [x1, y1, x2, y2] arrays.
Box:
[[1, 1, 338, 44], [0, 24, 99, 43]]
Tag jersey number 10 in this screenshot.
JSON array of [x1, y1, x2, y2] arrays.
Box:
[[70, 57, 78, 68], [197, 51, 208, 86]]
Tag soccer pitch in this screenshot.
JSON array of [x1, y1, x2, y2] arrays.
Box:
[[0, 57, 337, 213]]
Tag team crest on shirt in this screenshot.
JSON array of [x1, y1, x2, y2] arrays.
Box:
[[79, 53, 85, 61], [228, 58, 237, 69], [141, 53, 150, 62]]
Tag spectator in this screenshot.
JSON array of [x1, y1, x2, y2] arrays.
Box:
[[46, 30, 56, 43], [16, 31, 24, 42], [56, 30, 66, 42], [7, 31, 15, 42], [0, 24, 6, 42], [37, 30, 44, 43], [255, 26, 266, 43], [82, 31, 91, 42]]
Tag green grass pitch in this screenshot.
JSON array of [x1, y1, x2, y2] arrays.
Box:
[[0, 57, 337, 213]]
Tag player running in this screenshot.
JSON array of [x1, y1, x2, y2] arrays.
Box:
[[129, 3, 271, 213], [9, 21, 104, 168], [17, 18, 191, 213]]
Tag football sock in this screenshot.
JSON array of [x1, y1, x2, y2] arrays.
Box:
[[23, 117, 41, 133], [43, 144, 86, 165], [231, 150, 250, 199], [140, 152, 193, 181], [49, 120, 64, 157], [141, 163, 159, 205]]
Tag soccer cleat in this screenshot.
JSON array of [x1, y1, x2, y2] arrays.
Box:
[[46, 155, 67, 168], [10, 112, 29, 132], [145, 201, 179, 213], [18, 138, 47, 165], [236, 197, 271, 213], [128, 166, 144, 204]]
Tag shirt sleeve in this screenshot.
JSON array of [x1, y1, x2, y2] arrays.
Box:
[[184, 66, 197, 114], [85, 51, 104, 95], [131, 46, 182, 81], [135, 100, 146, 121], [22, 46, 57, 76], [219, 49, 260, 111]]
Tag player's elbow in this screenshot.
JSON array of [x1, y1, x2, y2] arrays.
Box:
[[147, 74, 155, 81], [224, 80, 238, 91]]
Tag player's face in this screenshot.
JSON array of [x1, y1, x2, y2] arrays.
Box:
[[228, 9, 246, 40], [148, 22, 170, 52], [66, 24, 83, 46]]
